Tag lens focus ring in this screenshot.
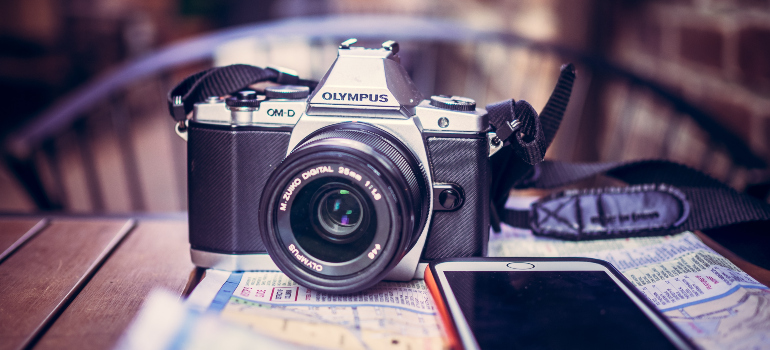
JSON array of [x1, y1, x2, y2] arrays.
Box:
[[259, 122, 430, 294]]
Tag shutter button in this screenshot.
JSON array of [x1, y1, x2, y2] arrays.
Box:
[[226, 90, 260, 109]]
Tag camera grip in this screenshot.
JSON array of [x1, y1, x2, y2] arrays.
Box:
[[188, 123, 291, 254], [423, 136, 490, 260]]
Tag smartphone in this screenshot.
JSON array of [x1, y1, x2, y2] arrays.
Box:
[[426, 258, 694, 350]]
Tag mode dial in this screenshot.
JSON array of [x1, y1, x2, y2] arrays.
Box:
[[265, 85, 310, 99], [429, 95, 476, 112]]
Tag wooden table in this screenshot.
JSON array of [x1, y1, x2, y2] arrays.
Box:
[[0, 215, 197, 350], [0, 215, 768, 350]]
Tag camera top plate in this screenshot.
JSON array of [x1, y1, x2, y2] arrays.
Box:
[[308, 41, 424, 112]]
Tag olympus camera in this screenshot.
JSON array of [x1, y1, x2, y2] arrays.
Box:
[[187, 39, 497, 293]]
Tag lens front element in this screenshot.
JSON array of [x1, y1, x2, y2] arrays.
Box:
[[290, 177, 377, 264], [315, 184, 364, 241]]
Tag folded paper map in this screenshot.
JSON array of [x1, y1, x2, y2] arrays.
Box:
[[118, 198, 769, 349]]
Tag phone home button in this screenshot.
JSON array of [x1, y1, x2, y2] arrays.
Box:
[[506, 262, 535, 270]]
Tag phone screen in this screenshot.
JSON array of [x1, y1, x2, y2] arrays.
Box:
[[444, 270, 677, 349]]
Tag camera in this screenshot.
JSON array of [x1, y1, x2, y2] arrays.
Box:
[[187, 39, 495, 293]]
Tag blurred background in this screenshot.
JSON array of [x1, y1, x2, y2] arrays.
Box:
[[1, 0, 770, 215]]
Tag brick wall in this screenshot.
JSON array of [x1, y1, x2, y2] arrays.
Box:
[[604, 0, 770, 190]]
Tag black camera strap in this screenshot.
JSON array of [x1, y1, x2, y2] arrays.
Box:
[[482, 63, 770, 240], [165, 63, 770, 241], [162, 61, 580, 230], [486, 64, 576, 230], [486, 63, 575, 165], [166, 64, 317, 122], [498, 159, 770, 240]]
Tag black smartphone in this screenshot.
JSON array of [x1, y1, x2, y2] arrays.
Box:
[[426, 258, 695, 350]]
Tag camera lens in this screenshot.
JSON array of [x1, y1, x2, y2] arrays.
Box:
[[314, 184, 364, 242], [259, 122, 430, 294]]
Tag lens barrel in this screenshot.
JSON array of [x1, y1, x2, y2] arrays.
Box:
[[259, 122, 429, 293]]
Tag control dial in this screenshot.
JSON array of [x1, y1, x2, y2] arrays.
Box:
[[265, 85, 310, 99], [429, 95, 476, 112]]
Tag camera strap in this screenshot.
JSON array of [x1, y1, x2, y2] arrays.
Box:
[[482, 63, 770, 240], [486, 64, 576, 230], [486, 63, 575, 165], [166, 64, 318, 122], [498, 159, 770, 240], [165, 63, 769, 241]]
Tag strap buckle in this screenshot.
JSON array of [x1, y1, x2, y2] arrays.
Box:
[[495, 119, 521, 142], [266, 66, 299, 85], [171, 95, 187, 122]]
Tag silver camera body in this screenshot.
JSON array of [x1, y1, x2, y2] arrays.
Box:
[[187, 40, 495, 292]]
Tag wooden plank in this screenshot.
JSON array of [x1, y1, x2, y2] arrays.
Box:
[[35, 220, 193, 350], [0, 219, 47, 262], [0, 219, 134, 350]]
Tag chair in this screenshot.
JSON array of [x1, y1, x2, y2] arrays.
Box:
[[2, 15, 766, 213]]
